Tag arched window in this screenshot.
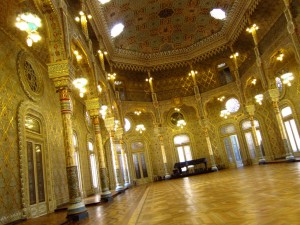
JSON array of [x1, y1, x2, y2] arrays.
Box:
[[281, 106, 300, 152], [88, 141, 98, 189], [174, 134, 193, 172]]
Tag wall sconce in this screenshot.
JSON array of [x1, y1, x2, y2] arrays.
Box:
[[174, 108, 180, 112], [177, 119, 186, 128], [108, 73, 116, 81], [281, 72, 294, 86], [145, 77, 153, 82], [220, 109, 230, 119], [217, 96, 225, 102], [73, 50, 82, 61], [251, 78, 257, 85], [100, 105, 108, 119], [246, 24, 259, 33], [97, 84, 102, 93], [73, 78, 88, 98], [276, 51, 284, 61], [16, 13, 42, 47], [75, 11, 92, 22], [136, 124, 146, 134], [230, 52, 239, 59], [134, 111, 141, 116], [255, 94, 263, 105], [188, 70, 198, 76]]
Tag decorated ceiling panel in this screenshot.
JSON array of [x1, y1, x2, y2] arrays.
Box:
[[101, 0, 235, 54]]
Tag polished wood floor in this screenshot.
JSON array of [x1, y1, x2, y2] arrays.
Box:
[[19, 163, 300, 225]]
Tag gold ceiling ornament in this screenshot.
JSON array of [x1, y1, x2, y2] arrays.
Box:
[[72, 78, 88, 98], [16, 13, 42, 47], [136, 124, 146, 134]]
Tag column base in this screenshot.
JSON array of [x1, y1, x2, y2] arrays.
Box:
[[286, 154, 295, 161], [164, 174, 171, 179], [211, 166, 218, 171], [115, 185, 125, 192], [67, 202, 88, 221], [101, 190, 112, 201], [258, 158, 266, 164]]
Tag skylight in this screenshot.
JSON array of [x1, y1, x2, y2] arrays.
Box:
[[111, 23, 124, 37], [98, 0, 111, 4], [210, 8, 226, 20]]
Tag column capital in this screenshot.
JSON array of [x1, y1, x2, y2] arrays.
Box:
[[267, 89, 280, 102], [85, 98, 100, 117], [48, 60, 74, 89], [115, 127, 124, 139], [245, 104, 255, 116], [104, 116, 115, 131]]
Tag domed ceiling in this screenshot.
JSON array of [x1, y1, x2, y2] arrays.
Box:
[[88, 0, 259, 68]]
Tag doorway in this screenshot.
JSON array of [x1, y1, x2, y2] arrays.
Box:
[[223, 135, 243, 168], [26, 140, 47, 217]]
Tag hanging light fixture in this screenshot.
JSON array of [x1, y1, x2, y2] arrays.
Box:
[[255, 94, 263, 105], [73, 78, 88, 98], [281, 72, 294, 86], [136, 124, 146, 134], [177, 119, 186, 128], [16, 13, 42, 47], [100, 105, 108, 119], [220, 109, 230, 119], [246, 24, 259, 33]]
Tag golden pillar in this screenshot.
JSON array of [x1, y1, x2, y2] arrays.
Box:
[[245, 105, 266, 164], [48, 61, 88, 220], [203, 121, 218, 171], [105, 117, 124, 191], [85, 98, 112, 200], [116, 128, 130, 187], [268, 89, 295, 160]]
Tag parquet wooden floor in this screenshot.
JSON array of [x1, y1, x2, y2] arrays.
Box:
[[19, 163, 300, 225]]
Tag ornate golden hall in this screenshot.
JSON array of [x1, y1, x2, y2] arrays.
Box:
[[1, 0, 300, 224]]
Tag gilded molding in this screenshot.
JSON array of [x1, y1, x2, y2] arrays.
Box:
[[48, 60, 74, 79]]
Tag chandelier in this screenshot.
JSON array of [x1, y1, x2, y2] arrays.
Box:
[[136, 124, 145, 134], [73, 78, 88, 98], [220, 109, 230, 119], [281, 72, 294, 86], [255, 94, 263, 105], [177, 119, 186, 128], [16, 13, 42, 47]]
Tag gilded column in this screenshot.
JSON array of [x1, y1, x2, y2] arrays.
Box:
[[159, 135, 171, 178], [116, 128, 130, 187], [245, 105, 266, 164], [48, 61, 88, 221], [268, 89, 295, 161], [189, 67, 218, 171], [203, 120, 218, 171], [105, 117, 124, 191], [282, 0, 300, 63], [85, 98, 112, 201]]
